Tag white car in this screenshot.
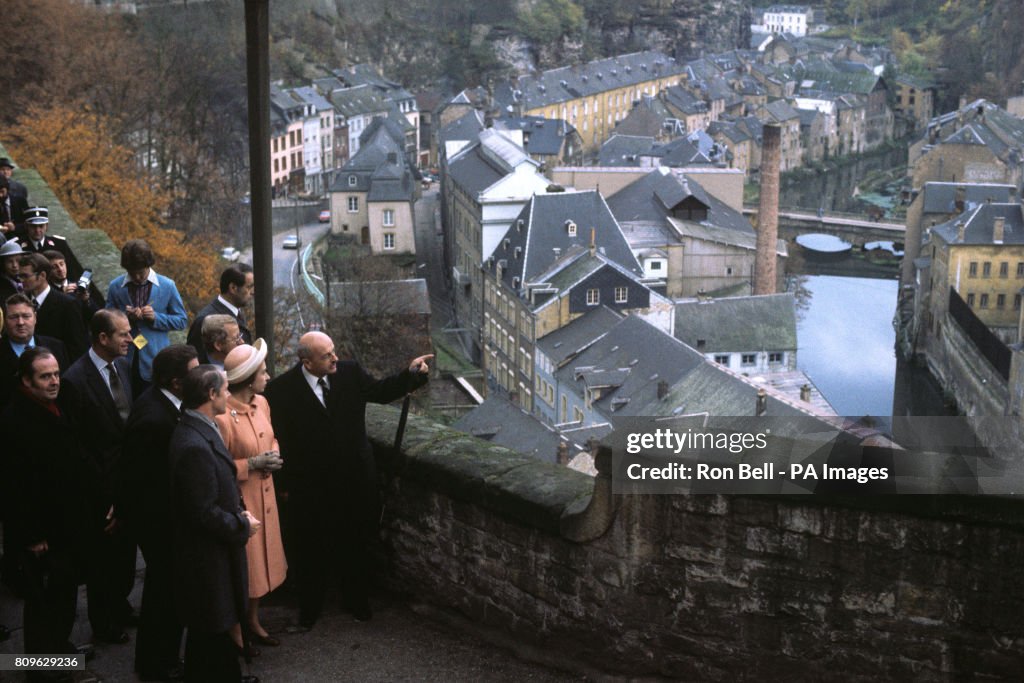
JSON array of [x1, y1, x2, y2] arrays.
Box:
[[220, 247, 240, 262], [282, 234, 301, 249]]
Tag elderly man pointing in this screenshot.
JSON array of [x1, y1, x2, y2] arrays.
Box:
[[265, 331, 431, 627]]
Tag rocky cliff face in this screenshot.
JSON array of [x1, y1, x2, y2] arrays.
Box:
[[266, 0, 751, 88]]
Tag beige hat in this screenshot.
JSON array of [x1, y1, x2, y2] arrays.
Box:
[[224, 338, 267, 384]]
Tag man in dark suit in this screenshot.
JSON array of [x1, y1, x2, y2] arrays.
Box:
[[0, 175, 29, 240], [62, 308, 137, 645], [0, 157, 28, 201], [120, 345, 198, 682], [264, 331, 431, 627], [1, 348, 89, 658], [170, 365, 259, 683], [186, 264, 254, 364], [19, 252, 89, 360], [0, 293, 68, 412]]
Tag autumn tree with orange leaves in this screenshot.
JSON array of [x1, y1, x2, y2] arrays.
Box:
[[8, 105, 219, 311]]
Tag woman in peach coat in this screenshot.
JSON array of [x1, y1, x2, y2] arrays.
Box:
[[218, 339, 287, 650]]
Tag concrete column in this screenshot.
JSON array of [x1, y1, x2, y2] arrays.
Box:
[[755, 123, 781, 296]]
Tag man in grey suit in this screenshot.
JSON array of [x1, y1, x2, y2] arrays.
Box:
[[170, 365, 259, 683]]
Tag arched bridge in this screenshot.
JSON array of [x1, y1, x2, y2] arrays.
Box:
[[743, 207, 905, 247]]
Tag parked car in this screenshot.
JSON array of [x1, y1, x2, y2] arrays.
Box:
[[220, 247, 240, 262], [318, 210, 331, 223], [282, 234, 301, 249]]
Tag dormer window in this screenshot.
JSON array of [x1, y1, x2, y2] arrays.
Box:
[[514, 246, 522, 260], [517, 219, 524, 232], [348, 175, 357, 187], [566, 220, 577, 237]]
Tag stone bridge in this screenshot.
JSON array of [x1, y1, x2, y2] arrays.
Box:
[[744, 206, 906, 247]]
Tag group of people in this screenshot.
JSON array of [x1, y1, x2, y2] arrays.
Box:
[[0, 208, 432, 682]]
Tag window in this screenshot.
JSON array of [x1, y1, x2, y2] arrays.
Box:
[[969, 262, 978, 277], [997, 294, 1006, 308], [980, 293, 989, 308], [769, 352, 784, 364], [1000, 262, 1009, 278], [967, 293, 975, 306], [348, 197, 358, 212], [383, 233, 395, 250], [383, 209, 395, 226], [714, 355, 729, 365], [1017, 263, 1024, 278], [650, 261, 663, 271], [983, 262, 991, 278], [614, 287, 628, 304], [741, 354, 756, 366], [586, 288, 600, 305], [1015, 294, 1021, 310], [573, 407, 584, 422], [349, 175, 357, 187]]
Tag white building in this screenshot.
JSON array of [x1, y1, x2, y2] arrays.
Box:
[[763, 5, 813, 36]]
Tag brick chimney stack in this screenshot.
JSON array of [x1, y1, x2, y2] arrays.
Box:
[[755, 124, 782, 295]]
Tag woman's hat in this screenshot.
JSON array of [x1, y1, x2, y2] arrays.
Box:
[[224, 337, 268, 384]]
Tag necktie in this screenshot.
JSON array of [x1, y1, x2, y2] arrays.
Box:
[[317, 378, 330, 407], [107, 363, 131, 422]]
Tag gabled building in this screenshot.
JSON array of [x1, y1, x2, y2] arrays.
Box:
[[673, 293, 798, 373], [492, 116, 583, 167], [662, 85, 713, 133], [443, 129, 551, 357], [270, 85, 307, 196], [291, 86, 335, 195], [797, 66, 893, 149], [762, 5, 813, 37], [327, 84, 390, 162], [480, 191, 672, 411], [909, 100, 1024, 194], [606, 167, 784, 297], [892, 74, 936, 133], [332, 63, 420, 155], [328, 118, 416, 255], [760, 99, 803, 170], [917, 202, 1024, 343], [493, 50, 687, 151]]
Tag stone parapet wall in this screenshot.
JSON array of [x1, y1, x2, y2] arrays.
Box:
[[366, 405, 1024, 680], [0, 143, 122, 293]]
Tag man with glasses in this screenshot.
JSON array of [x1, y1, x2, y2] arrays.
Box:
[[19, 252, 89, 361], [187, 264, 254, 364], [200, 314, 244, 370]]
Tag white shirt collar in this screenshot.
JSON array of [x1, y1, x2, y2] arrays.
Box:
[[301, 365, 329, 405], [217, 295, 240, 317], [120, 268, 160, 287], [34, 285, 51, 307], [160, 388, 183, 411], [88, 347, 118, 390]]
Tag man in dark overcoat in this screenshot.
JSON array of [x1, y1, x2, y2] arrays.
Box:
[[20, 252, 89, 361], [119, 344, 198, 681], [61, 308, 136, 644], [169, 364, 259, 683], [186, 264, 254, 364], [1, 347, 89, 657], [264, 330, 431, 627], [0, 293, 68, 413]]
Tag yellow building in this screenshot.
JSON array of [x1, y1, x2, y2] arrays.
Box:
[[919, 202, 1024, 342], [493, 51, 687, 152]]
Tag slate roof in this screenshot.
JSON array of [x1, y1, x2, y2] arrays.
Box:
[[452, 396, 564, 463], [598, 134, 655, 166], [649, 137, 713, 166], [292, 86, 333, 114], [763, 99, 800, 122], [493, 51, 685, 112], [329, 84, 389, 118], [536, 306, 624, 367], [489, 191, 641, 290], [615, 99, 673, 138], [663, 85, 709, 116], [667, 218, 787, 256], [493, 116, 576, 156], [673, 293, 798, 351], [932, 203, 1024, 246], [797, 67, 884, 97], [329, 119, 412, 198], [446, 129, 537, 197], [438, 109, 486, 147], [919, 182, 1016, 215], [606, 168, 755, 236]]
